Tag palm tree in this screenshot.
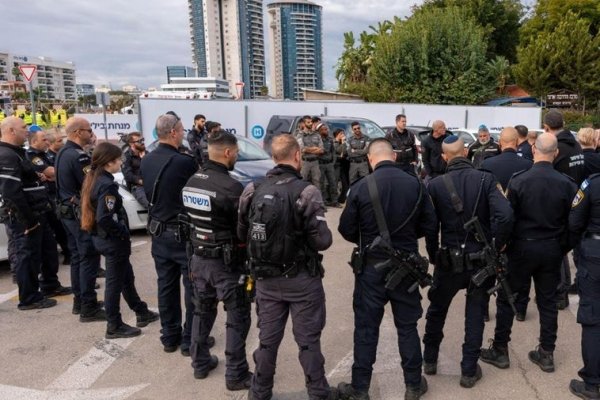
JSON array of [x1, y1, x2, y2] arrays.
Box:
[[487, 56, 511, 94]]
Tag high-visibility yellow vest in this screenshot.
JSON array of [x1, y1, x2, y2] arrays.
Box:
[[58, 109, 68, 126], [36, 112, 46, 127], [23, 112, 33, 125], [50, 110, 59, 126], [0, 111, 5, 122]]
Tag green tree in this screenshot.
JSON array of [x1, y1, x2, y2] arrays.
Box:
[[487, 56, 511, 94], [414, 0, 523, 62], [365, 7, 495, 104], [514, 11, 600, 105]]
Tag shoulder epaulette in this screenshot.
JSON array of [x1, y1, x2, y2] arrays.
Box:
[[588, 173, 600, 181]]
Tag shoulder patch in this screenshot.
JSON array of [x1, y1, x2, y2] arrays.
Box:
[[75, 149, 86, 155], [581, 179, 589, 191], [31, 157, 44, 166], [105, 195, 116, 211], [572, 190, 584, 207]]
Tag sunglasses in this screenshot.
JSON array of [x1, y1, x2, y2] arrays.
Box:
[[132, 138, 144, 144], [352, 127, 361, 131]]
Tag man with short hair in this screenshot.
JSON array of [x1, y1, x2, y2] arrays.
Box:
[[544, 110, 586, 310], [481, 127, 533, 190], [47, 127, 66, 165], [338, 138, 437, 400], [481, 133, 578, 374], [25, 126, 71, 297], [122, 132, 149, 208], [421, 120, 450, 182], [187, 114, 207, 166], [0, 117, 57, 310], [317, 123, 339, 207], [347, 122, 370, 183], [238, 134, 338, 400], [515, 125, 533, 160], [467, 125, 501, 168], [183, 130, 252, 388], [141, 112, 199, 355], [386, 114, 417, 173], [56, 117, 104, 320], [298, 115, 324, 186]]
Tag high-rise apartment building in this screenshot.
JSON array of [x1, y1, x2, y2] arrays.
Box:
[[267, 0, 323, 100], [167, 66, 197, 83], [188, 0, 265, 99], [0, 52, 77, 101]]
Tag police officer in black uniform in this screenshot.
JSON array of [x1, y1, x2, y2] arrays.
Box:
[[385, 114, 418, 173], [25, 125, 71, 298], [480, 127, 533, 322], [515, 125, 533, 160], [141, 112, 198, 355], [466, 125, 501, 168], [569, 171, 600, 399], [338, 139, 437, 400], [27, 125, 71, 265], [544, 110, 585, 309], [578, 127, 600, 180], [187, 114, 208, 166], [423, 135, 513, 388], [333, 128, 350, 204], [0, 117, 58, 310], [121, 131, 149, 208], [55, 116, 104, 320], [238, 134, 338, 400], [80, 142, 158, 338], [481, 133, 578, 374], [182, 130, 252, 388], [421, 120, 450, 183]]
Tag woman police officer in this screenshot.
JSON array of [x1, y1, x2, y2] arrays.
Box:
[[80, 142, 158, 338]]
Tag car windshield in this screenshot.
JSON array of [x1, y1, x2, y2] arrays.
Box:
[[237, 137, 270, 161]]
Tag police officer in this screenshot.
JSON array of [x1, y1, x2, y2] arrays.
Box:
[[421, 120, 450, 182], [333, 128, 350, 204], [515, 125, 533, 160], [0, 116, 57, 310], [481, 133, 577, 374], [338, 139, 437, 400], [317, 123, 339, 207], [121, 132, 149, 208], [80, 142, 159, 338], [480, 127, 533, 322], [544, 110, 585, 309], [568, 171, 600, 399], [298, 115, 324, 187], [141, 112, 198, 355], [578, 127, 600, 180], [423, 135, 513, 388], [346, 122, 370, 183], [238, 134, 338, 400], [182, 130, 252, 388], [467, 125, 500, 168], [385, 114, 418, 173], [187, 114, 208, 166], [47, 127, 66, 164], [25, 125, 72, 297], [55, 117, 104, 320]]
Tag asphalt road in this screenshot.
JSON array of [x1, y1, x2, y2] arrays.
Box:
[[0, 208, 584, 400]]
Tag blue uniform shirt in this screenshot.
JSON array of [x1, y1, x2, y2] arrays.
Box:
[[55, 140, 91, 203], [480, 148, 533, 190]]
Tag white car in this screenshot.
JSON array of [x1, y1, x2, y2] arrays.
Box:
[[114, 173, 149, 231], [451, 129, 501, 148]]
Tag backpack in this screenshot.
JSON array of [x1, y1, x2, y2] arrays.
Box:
[[247, 175, 309, 267]]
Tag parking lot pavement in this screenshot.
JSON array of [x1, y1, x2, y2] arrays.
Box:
[[0, 208, 584, 399]]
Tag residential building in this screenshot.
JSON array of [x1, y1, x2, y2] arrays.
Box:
[[167, 65, 197, 83], [160, 76, 230, 98], [267, 0, 323, 100], [0, 52, 77, 101], [188, 0, 265, 99], [76, 83, 95, 98]]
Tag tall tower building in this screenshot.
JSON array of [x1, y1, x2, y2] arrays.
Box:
[[267, 0, 323, 100], [188, 0, 265, 99]]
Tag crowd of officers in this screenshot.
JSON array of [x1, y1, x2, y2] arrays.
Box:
[[0, 106, 70, 128], [1, 108, 600, 400]]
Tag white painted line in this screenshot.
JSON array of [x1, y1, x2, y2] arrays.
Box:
[[47, 336, 139, 390], [0, 383, 148, 400], [568, 294, 579, 317], [0, 289, 18, 304], [131, 240, 147, 248]]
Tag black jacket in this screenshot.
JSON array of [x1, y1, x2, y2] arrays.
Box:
[[421, 133, 450, 177], [386, 128, 417, 165], [467, 139, 501, 168], [339, 160, 437, 257], [187, 127, 208, 166], [427, 157, 513, 254], [554, 129, 585, 185], [55, 140, 91, 203], [121, 148, 143, 189], [583, 149, 600, 180], [569, 173, 600, 247], [480, 148, 533, 190], [91, 170, 129, 240]]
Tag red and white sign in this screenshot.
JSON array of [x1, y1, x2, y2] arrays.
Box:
[[18, 65, 37, 82]]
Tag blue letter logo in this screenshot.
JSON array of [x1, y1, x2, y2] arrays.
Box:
[[251, 125, 264, 139]]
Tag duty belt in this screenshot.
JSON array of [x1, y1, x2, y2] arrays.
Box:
[[193, 246, 223, 258], [349, 157, 367, 163], [585, 232, 600, 240]]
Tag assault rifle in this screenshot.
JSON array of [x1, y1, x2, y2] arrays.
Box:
[[464, 216, 517, 314], [371, 236, 432, 293]]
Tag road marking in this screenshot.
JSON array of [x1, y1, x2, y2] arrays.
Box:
[[0, 289, 18, 304], [0, 383, 147, 400], [568, 294, 579, 317], [131, 240, 147, 248]]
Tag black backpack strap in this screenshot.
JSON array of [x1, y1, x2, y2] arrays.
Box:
[[442, 174, 463, 214], [148, 154, 177, 213], [366, 174, 392, 244]]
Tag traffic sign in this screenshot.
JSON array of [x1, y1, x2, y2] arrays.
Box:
[[18, 65, 37, 82]]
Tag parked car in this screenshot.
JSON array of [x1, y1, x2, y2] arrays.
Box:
[[451, 129, 501, 148], [264, 116, 387, 155]]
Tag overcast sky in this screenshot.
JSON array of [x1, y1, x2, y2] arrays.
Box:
[[1, 0, 420, 91]]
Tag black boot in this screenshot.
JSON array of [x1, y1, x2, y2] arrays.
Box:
[[194, 355, 218, 379], [460, 364, 482, 388], [528, 345, 554, 372], [337, 382, 370, 400], [226, 372, 253, 391], [405, 376, 427, 400], [106, 323, 141, 339], [569, 379, 600, 400], [480, 342, 510, 369], [136, 309, 159, 327]]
